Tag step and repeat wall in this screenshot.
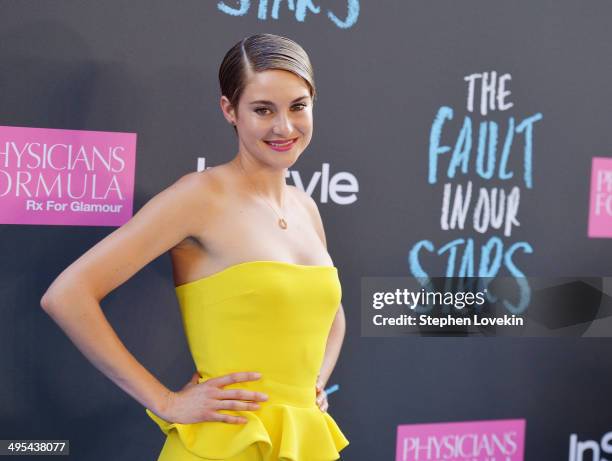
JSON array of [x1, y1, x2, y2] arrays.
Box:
[[2, 1, 612, 460]]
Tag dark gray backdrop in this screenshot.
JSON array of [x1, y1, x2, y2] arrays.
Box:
[[1, 1, 611, 460]]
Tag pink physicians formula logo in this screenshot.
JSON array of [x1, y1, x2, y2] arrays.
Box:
[[588, 157, 612, 238], [396, 419, 525, 461], [0, 125, 137, 226]]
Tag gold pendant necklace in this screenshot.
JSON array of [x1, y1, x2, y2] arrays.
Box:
[[238, 158, 288, 230]]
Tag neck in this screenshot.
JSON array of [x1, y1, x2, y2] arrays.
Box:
[[233, 154, 288, 207]]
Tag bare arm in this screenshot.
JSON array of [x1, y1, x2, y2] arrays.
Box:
[[40, 172, 208, 417], [301, 193, 347, 389], [318, 303, 347, 389]]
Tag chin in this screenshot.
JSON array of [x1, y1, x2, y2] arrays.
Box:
[[258, 145, 304, 166], [276, 155, 301, 170]]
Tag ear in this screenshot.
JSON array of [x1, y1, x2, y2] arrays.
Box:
[[220, 95, 237, 125]]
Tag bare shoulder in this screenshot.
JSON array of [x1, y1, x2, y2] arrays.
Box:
[[42, 169, 224, 305], [173, 168, 223, 196], [165, 168, 230, 239], [289, 185, 327, 248], [288, 184, 315, 212], [173, 167, 226, 205]]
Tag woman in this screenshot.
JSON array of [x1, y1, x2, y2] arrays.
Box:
[[41, 33, 349, 460]]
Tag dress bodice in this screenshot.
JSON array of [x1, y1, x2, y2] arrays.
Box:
[[145, 260, 349, 460]]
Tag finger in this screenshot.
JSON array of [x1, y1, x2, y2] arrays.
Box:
[[214, 400, 261, 411], [207, 372, 262, 388], [181, 373, 201, 391], [321, 401, 329, 412], [219, 389, 269, 402], [210, 412, 249, 424]]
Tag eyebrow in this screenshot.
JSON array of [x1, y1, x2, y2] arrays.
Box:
[[249, 95, 310, 105]]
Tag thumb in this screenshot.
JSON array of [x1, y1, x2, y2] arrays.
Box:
[[181, 372, 199, 390]]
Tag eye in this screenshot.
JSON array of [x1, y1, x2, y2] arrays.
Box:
[[292, 103, 308, 111], [254, 107, 271, 115]]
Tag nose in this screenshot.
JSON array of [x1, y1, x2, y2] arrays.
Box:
[[272, 111, 294, 138]]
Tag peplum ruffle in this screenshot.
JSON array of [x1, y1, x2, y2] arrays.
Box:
[[148, 262, 350, 459], [145, 402, 349, 460]]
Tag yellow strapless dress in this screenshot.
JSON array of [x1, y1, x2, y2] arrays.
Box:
[[145, 260, 350, 460]]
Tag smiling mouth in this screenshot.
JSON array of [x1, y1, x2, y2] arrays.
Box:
[[264, 138, 298, 147]]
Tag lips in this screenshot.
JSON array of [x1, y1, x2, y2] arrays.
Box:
[[264, 138, 298, 151], [264, 138, 297, 146]]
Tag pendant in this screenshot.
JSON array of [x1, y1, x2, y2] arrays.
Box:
[[278, 218, 288, 229]]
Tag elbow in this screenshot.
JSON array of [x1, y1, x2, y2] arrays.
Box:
[[336, 305, 346, 331], [40, 282, 69, 313], [41, 282, 98, 314], [40, 290, 58, 312], [40, 273, 79, 312], [330, 313, 346, 339]]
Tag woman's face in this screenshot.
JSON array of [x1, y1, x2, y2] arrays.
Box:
[[221, 69, 313, 170]]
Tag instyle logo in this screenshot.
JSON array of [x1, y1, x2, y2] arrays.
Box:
[[569, 431, 612, 461], [588, 157, 612, 238], [197, 157, 359, 205], [0, 125, 137, 226], [396, 419, 525, 461]]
